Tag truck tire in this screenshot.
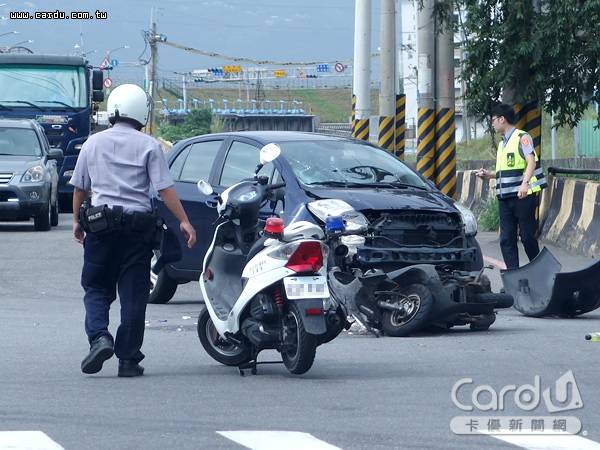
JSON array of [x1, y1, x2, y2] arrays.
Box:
[[33, 198, 51, 231], [381, 283, 434, 337], [50, 194, 59, 227], [148, 251, 178, 304]]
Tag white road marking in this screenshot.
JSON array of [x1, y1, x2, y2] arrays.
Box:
[[217, 431, 343, 450], [487, 434, 600, 450], [0, 431, 64, 450]]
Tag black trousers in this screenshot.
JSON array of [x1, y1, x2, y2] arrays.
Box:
[[81, 230, 152, 363], [498, 194, 540, 270]]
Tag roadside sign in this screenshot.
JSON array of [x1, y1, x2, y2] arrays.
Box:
[[100, 57, 110, 70], [103, 77, 112, 88], [334, 62, 345, 73], [111, 58, 119, 67]]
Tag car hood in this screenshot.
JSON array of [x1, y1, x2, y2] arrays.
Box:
[[307, 187, 457, 213], [0, 156, 41, 173]]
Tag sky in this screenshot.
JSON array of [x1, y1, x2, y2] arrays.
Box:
[[0, 0, 388, 84]]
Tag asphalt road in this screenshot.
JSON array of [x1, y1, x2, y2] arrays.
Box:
[[1, 216, 599, 450]]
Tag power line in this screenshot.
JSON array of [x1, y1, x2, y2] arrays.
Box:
[[161, 39, 378, 66]]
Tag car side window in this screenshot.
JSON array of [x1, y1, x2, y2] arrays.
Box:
[[168, 146, 190, 180], [220, 141, 273, 187], [179, 140, 222, 183]]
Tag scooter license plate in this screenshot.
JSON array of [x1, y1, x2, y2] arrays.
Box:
[[284, 276, 329, 299]]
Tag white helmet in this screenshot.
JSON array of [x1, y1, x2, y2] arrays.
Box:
[[107, 84, 151, 127]]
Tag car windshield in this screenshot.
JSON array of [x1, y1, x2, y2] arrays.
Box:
[[0, 127, 42, 157], [280, 140, 428, 189], [0, 64, 87, 108]]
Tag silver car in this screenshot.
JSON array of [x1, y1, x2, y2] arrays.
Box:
[[0, 118, 63, 230]]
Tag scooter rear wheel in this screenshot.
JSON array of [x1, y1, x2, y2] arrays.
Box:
[[281, 302, 317, 375], [197, 308, 251, 366]]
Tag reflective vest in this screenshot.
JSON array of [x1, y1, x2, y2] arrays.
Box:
[[495, 129, 547, 198]]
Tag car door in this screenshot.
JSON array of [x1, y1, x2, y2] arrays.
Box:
[[217, 139, 276, 219], [159, 138, 225, 273]]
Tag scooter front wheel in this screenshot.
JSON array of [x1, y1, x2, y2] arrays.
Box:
[[381, 283, 434, 337], [281, 302, 317, 375], [197, 308, 251, 366]]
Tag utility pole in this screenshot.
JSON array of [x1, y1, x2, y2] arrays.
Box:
[[435, 13, 457, 198], [416, 0, 436, 181], [378, 0, 396, 152], [182, 73, 187, 111], [147, 7, 158, 135], [352, 0, 371, 141], [395, 0, 406, 159]]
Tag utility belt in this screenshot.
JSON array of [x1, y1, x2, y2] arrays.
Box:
[[79, 201, 164, 248]]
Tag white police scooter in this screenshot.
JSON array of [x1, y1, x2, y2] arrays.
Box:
[[196, 143, 341, 375]]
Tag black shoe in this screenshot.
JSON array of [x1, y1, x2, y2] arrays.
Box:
[[118, 360, 144, 377], [81, 336, 114, 374]]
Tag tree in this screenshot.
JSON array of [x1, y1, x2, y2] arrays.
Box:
[[432, 0, 600, 127], [158, 109, 212, 142]]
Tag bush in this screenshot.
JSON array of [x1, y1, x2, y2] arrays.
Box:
[[478, 196, 499, 231], [158, 109, 212, 142]]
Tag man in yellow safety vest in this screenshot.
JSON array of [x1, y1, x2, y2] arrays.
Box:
[[476, 103, 547, 269]]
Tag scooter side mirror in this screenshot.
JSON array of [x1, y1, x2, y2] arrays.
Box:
[[197, 179, 214, 196], [259, 143, 281, 165]]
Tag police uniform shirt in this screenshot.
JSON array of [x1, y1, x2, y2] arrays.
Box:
[[502, 126, 535, 158], [69, 122, 174, 212]]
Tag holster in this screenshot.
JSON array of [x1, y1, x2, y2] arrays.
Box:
[[79, 203, 162, 244]]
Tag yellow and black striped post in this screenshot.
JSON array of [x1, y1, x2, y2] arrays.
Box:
[[351, 94, 356, 136], [513, 101, 541, 157], [434, 108, 457, 199], [378, 116, 395, 152], [395, 94, 406, 160], [352, 118, 369, 141], [525, 103, 542, 157], [416, 107, 436, 181], [513, 102, 527, 131]]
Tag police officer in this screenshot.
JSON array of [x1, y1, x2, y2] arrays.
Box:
[[70, 84, 196, 377], [476, 103, 547, 269]]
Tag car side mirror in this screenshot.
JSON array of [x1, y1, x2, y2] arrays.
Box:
[[48, 148, 64, 160], [197, 179, 214, 196]]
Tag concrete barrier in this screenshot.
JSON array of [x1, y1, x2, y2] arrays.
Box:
[[457, 170, 600, 258], [541, 176, 600, 257]]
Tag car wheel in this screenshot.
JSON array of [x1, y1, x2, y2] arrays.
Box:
[[33, 197, 51, 231], [50, 194, 59, 227], [148, 250, 178, 304]]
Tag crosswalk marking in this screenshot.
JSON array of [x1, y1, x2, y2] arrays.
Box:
[[0, 431, 64, 450], [217, 431, 342, 450], [487, 434, 600, 450]]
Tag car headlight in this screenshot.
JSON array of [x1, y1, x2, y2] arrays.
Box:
[[63, 170, 74, 178], [307, 199, 369, 233], [74, 143, 83, 150], [455, 203, 477, 236], [21, 165, 45, 183]]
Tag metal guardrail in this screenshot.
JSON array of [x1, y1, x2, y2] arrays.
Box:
[[547, 167, 600, 176]]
